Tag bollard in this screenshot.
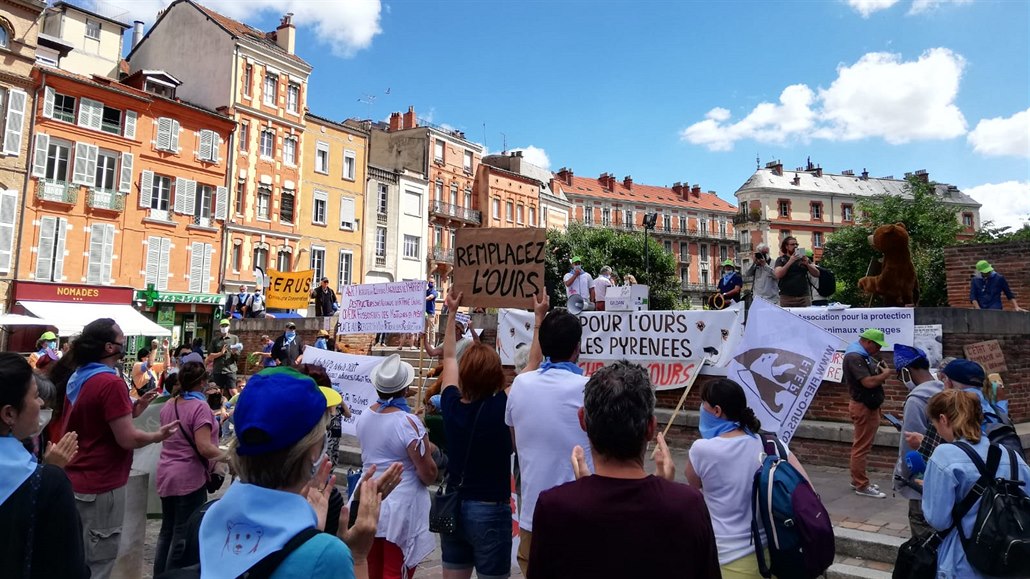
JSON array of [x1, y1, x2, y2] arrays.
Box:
[[111, 469, 149, 579]]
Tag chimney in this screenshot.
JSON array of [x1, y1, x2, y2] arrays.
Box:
[[861, 168, 869, 181], [623, 175, 633, 190], [765, 160, 783, 176], [275, 13, 296, 55], [402, 106, 416, 130], [842, 169, 854, 176], [557, 167, 574, 186], [814, 166, 822, 178], [691, 184, 701, 198], [132, 21, 144, 49], [792, 173, 801, 186], [913, 169, 929, 183], [672, 182, 684, 197], [388, 112, 402, 132], [515, 150, 523, 158]]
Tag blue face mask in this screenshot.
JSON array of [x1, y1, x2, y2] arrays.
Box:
[[699, 404, 741, 439], [285, 331, 296, 340], [47, 341, 58, 350]]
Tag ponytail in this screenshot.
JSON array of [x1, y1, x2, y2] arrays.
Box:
[[700, 378, 762, 432]]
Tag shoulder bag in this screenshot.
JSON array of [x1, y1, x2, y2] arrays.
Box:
[[175, 398, 226, 494], [429, 399, 484, 536]]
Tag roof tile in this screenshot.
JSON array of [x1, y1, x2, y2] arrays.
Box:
[[192, 2, 309, 67], [561, 175, 737, 213]]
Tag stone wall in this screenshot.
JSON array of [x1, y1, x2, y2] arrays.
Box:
[[944, 241, 1030, 310]]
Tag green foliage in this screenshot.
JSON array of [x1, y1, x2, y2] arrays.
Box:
[[969, 222, 1030, 244], [821, 176, 961, 307], [544, 223, 681, 310]]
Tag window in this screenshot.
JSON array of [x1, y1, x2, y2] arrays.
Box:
[[339, 196, 355, 230], [780, 229, 792, 240], [719, 221, 727, 236], [810, 202, 822, 220], [253, 247, 268, 270], [0, 25, 8, 48], [94, 150, 117, 191], [239, 124, 248, 151], [150, 174, 171, 212], [256, 185, 271, 219], [276, 250, 291, 272], [664, 240, 672, 252], [449, 183, 458, 206], [962, 213, 974, 228], [842, 204, 853, 221], [778, 200, 790, 218], [235, 181, 244, 214], [264, 73, 278, 106], [34, 216, 67, 282], [700, 244, 709, 260], [338, 251, 353, 289], [188, 243, 213, 292], [377, 184, 388, 215], [403, 190, 422, 217], [85, 19, 101, 40], [282, 137, 296, 165], [144, 236, 171, 291], [45, 141, 70, 181], [100, 106, 121, 135], [260, 130, 275, 158], [601, 207, 610, 226], [86, 223, 114, 285], [434, 181, 443, 203], [517, 204, 525, 224], [280, 189, 295, 224], [315, 142, 329, 173], [231, 243, 241, 272], [464, 190, 472, 209], [286, 83, 300, 113], [505, 201, 513, 222], [375, 227, 386, 257], [434, 140, 444, 163], [310, 248, 325, 282], [680, 216, 687, 233], [700, 218, 708, 235], [463, 150, 473, 173], [491, 198, 500, 220], [198, 130, 219, 163], [53, 93, 76, 123], [0, 189, 14, 272], [701, 269, 710, 285], [720, 246, 728, 261], [243, 64, 253, 97], [583, 205, 593, 225], [812, 232, 824, 248], [434, 226, 443, 247], [403, 235, 420, 259], [193, 184, 214, 224], [312, 190, 327, 225], [154, 117, 180, 152], [529, 206, 536, 226], [343, 150, 356, 180], [625, 209, 634, 228]]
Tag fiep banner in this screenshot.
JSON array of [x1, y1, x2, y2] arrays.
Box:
[[337, 281, 426, 335], [266, 269, 314, 309], [301, 348, 387, 436], [453, 227, 546, 308]]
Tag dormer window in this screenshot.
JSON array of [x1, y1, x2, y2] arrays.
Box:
[[145, 81, 174, 99], [85, 19, 101, 40]]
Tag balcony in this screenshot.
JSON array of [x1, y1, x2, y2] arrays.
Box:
[[87, 189, 125, 211], [430, 200, 481, 225], [732, 211, 763, 225], [431, 246, 454, 264], [739, 242, 753, 253], [36, 179, 77, 204], [374, 254, 387, 268], [376, 212, 388, 225], [681, 281, 712, 292]]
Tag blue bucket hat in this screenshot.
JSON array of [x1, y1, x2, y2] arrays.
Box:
[[233, 367, 332, 456], [942, 359, 986, 388], [892, 344, 927, 371]]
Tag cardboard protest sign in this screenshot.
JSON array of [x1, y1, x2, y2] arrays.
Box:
[[964, 339, 1007, 373], [785, 307, 912, 352], [301, 348, 389, 436], [453, 227, 546, 308], [337, 281, 425, 335], [266, 269, 314, 309]]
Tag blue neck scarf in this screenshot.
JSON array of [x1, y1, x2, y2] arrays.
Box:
[[377, 397, 411, 413], [0, 436, 38, 505], [540, 357, 585, 375], [844, 341, 871, 360], [721, 271, 736, 286], [199, 482, 317, 579], [66, 362, 118, 406], [182, 391, 206, 402], [699, 405, 755, 439]]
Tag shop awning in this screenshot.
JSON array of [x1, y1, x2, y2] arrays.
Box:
[[19, 301, 171, 337], [0, 313, 58, 327]]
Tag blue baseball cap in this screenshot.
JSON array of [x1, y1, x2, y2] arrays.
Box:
[[942, 359, 986, 388], [233, 367, 333, 456], [893, 344, 927, 371]]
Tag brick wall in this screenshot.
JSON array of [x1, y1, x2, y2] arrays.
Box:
[[229, 317, 375, 377], [944, 241, 1030, 310]]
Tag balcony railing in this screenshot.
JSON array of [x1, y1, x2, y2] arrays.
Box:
[[431, 246, 454, 263], [376, 213, 388, 225], [681, 282, 712, 292], [36, 179, 77, 204], [732, 211, 764, 225], [87, 188, 125, 211], [374, 254, 387, 268], [430, 200, 481, 224], [575, 219, 735, 242], [739, 242, 753, 253]]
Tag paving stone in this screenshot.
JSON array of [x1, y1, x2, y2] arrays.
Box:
[[840, 521, 862, 529], [867, 561, 894, 571], [858, 524, 882, 532]]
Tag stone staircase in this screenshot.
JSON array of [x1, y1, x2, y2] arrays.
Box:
[[827, 528, 901, 578]]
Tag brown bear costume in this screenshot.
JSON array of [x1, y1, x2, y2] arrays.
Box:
[[858, 222, 918, 306]]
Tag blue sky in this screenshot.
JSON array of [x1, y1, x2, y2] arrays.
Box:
[[109, 0, 1029, 228]]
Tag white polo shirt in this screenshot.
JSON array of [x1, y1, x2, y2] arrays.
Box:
[[563, 270, 593, 298]]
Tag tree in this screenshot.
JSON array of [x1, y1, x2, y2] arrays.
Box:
[[544, 223, 681, 310], [821, 176, 961, 307], [969, 221, 1030, 244]]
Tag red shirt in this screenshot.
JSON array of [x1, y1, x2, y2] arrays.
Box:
[[64, 373, 133, 494]]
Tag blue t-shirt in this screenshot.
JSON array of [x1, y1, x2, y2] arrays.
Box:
[[270, 533, 355, 579], [717, 272, 743, 299], [969, 272, 1014, 310], [426, 287, 438, 314], [262, 343, 276, 367], [441, 387, 513, 502]]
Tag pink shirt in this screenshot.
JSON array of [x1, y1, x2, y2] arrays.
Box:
[[156, 398, 217, 497]]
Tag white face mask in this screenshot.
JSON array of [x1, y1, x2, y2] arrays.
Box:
[[220, 326, 229, 335], [35, 408, 53, 436]]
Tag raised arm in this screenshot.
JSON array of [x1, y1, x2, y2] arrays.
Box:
[[523, 292, 549, 374], [439, 291, 461, 391]]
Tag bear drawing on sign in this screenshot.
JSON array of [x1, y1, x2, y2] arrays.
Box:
[[857, 222, 918, 307], [223, 522, 263, 556], [734, 348, 808, 415]]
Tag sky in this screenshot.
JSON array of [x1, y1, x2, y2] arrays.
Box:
[[98, 0, 1029, 230]]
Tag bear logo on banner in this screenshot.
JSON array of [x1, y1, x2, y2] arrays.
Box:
[[732, 348, 815, 418]]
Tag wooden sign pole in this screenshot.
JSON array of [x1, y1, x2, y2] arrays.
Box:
[[650, 361, 705, 459]]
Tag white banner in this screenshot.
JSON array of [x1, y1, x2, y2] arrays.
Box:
[[578, 358, 705, 391], [784, 307, 913, 352], [497, 309, 535, 365], [729, 298, 838, 444], [914, 324, 943, 369], [338, 281, 426, 335], [301, 348, 387, 436]]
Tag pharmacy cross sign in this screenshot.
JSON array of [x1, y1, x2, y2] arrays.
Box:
[[140, 284, 160, 308]]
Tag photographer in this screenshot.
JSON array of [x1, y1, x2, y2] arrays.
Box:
[[773, 236, 819, 307], [746, 243, 779, 304]]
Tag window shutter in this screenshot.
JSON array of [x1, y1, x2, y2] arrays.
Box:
[[118, 153, 133, 193], [2, 89, 27, 155], [84, 144, 98, 187], [203, 244, 213, 292], [156, 118, 172, 151], [198, 131, 213, 161], [0, 190, 17, 273], [189, 242, 203, 292], [35, 217, 56, 281], [31, 133, 49, 178], [157, 237, 170, 291], [173, 177, 187, 213], [78, 98, 102, 131], [214, 135, 222, 163], [145, 236, 161, 287], [214, 186, 228, 219], [139, 170, 153, 208], [101, 224, 115, 285], [183, 179, 197, 216], [171, 120, 181, 152], [53, 219, 67, 281], [123, 110, 137, 139], [42, 87, 55, 119], [72, 142, 91, 185], [340, 196, 355, 229]]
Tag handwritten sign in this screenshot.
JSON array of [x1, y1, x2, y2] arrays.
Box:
[[301, 348, 388, 436], [337, 281, 426, 335], [266, 269, 314, 309], [453, 227, 546, 308], [963, 339, 1007, 373], [823, 350, 846, 383]]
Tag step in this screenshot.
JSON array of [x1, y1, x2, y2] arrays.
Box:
[[834, 527, 904, 565], [826, 562, 893, 579]]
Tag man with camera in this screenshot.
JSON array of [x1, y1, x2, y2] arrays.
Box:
[[773, 236, 820, 307], [746, 242, 779, 304]]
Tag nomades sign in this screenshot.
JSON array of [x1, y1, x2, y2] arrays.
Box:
[[452, 227, 546, 308]]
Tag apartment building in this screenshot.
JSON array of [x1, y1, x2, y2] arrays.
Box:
[[557, 168, 739, 306], [40, 1, 130, 79], [481, 150, 571, 230]]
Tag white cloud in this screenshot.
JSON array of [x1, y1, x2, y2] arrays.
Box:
[[681, 48, 967, 151], [101, 0, 381, 58], [847, 0, 900, 17], [909, 0, 973, 15], [967, 108, 1030, 158], [965, 181, 1030, 232], [510, 146, 551, 169]]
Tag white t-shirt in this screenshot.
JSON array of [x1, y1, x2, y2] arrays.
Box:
[[593, 275, 612, 301], [689, 434, 783, 565], [563, 270, 593, 298], [505, 367, 592, 531]]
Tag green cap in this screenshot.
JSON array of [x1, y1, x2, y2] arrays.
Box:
[[220, 318, 231, 326], [975, 260, 993, 274], [860, 328, 887, 348], [39, 331, 57, 341], [722, 259, 734, 267], [571, 255, 583, 263]]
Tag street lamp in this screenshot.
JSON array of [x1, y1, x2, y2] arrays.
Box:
[[643, 212, 658, 283]]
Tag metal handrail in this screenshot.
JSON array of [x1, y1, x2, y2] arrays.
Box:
[[430, 199, 482, 224], [87, 188, 124, 211], [36, 179, 77, 204]]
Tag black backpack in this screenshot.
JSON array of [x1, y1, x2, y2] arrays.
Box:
[[813, 266, 835, 298], [951, 442, 1030, 578], [984, 401, 1025, 456]]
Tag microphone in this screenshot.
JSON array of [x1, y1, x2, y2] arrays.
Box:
[[906, 451, 926, 476]]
